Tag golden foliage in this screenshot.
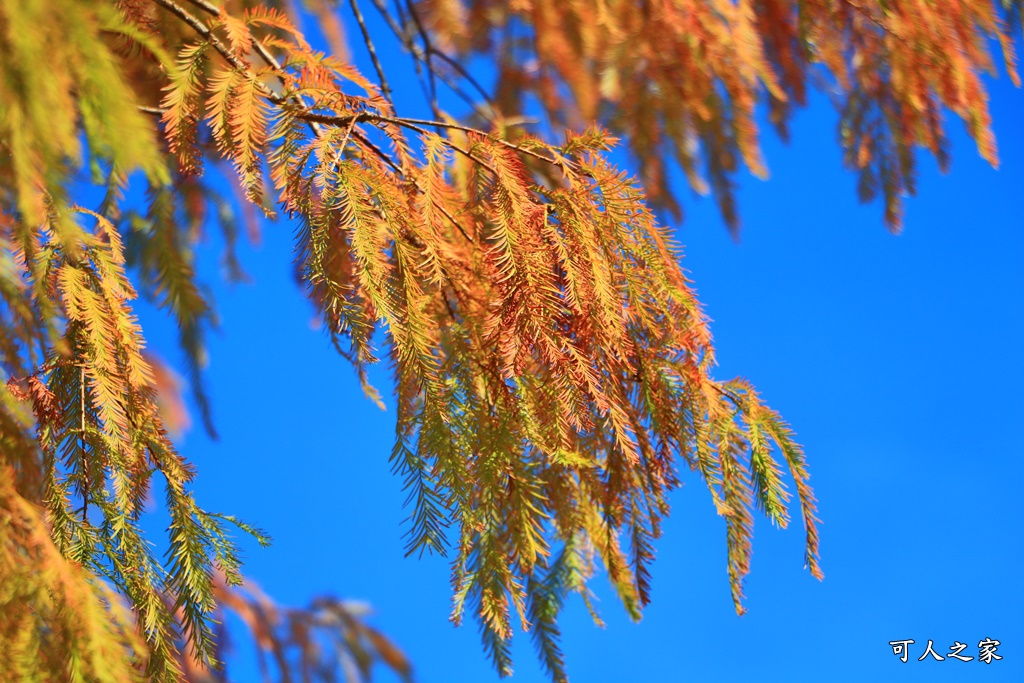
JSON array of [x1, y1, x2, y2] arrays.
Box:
[[147, 7, 825, 677], [0, 468, 145, 683], [1, 204, 271, 680], [420, 0, 1019, 231], [0, 0, 1016, 681]]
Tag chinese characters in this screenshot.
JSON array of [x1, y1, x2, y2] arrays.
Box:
[[888, 638, 1002, 664]]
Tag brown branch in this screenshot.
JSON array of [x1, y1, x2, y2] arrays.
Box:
[[429, 195, 474, 244], [299, 111, 564, 172], [151, 0, 253, 79], [369, 0, 495, 120], [152, 2, 488, 246], [401, 0, 438, 115], [350, 128, 403, 173], [154, 1, 545, 173], [160, 0, 326, 139], [358, 115, 499, 174], [346, 129, 474, 243], [389, 116, 564, 167], [710, 382, 745, 412], [402, 0, 494, 111], [182, 0, 290, 73], [136, 102, 471, 244], [347, 0, 395, 106]]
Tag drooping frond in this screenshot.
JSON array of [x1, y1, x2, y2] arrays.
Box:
[[0, 469, 146, 683], [418, 0, 1020, 231], [58, 209, 266, 674], [181, 579, 413, 683], [139, 11, 824, 671], [1, 202, 265, 680], [161, 40, 211, 176]]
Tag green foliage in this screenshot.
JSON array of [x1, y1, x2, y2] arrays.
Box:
[[1, 468, 146, 683]]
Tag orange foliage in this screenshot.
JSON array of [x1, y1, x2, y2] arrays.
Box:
[[0, 0, 1016, 681]]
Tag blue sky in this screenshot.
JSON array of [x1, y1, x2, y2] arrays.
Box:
[[136, 12, 1023, 683]]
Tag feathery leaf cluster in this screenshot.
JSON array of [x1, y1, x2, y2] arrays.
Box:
[[420, 0, 1020, 231], [0, 1, 265, 678], [0, 0, 1016, 681], [150, 7, 823, 677]]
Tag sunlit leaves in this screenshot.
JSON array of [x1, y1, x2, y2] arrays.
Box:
[[0, 470, 147, 683], [9, 0, 1013, 680], [422, 0, 1020, 231], [162, 40, 211, 176], [191, 13, 824, 670]]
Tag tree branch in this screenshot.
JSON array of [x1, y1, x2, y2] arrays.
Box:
[[369, 0, 496, 120], [181, 0, 293, 73], [151, 0, 253, 78], [347, 0, 395, 106], [299, 111, 564, 170]]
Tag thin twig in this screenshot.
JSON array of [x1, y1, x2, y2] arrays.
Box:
[[402, 0, 438, 115], [350, 129, 403, 173], [158, 0, 324, 138], [331, 116, 360, 173], [369, 0, 435, 112], [429, 195, 474, 243], [369, 0, 404, 37], [79, 364, 89, 521], [369, 0, 495, 120], [431, 50, 495, 111], [328, 119, 473, 243], [391, 116, 560, 165], [347, 0, 395, 106], [182, 0, 290, 72], [402, 0, 494, 110], [152, 0, 253, 78], [300, 111, 564, 170], [711, 382, 744, 410], [358, 115, 498, 174]]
